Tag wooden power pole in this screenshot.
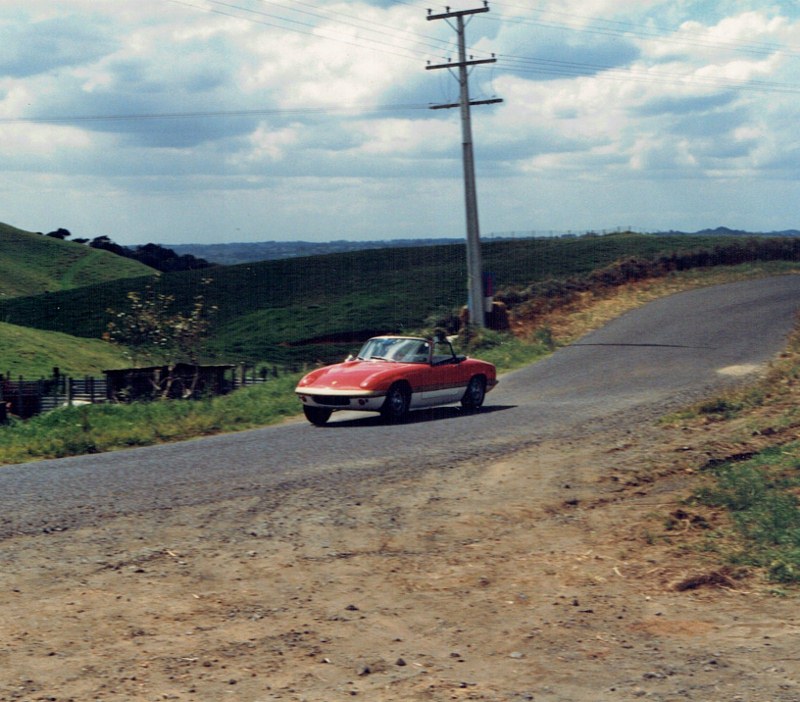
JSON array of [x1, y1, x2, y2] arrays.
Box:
[[426, 2, 502, 328]]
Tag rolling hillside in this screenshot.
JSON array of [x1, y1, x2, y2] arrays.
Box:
[[0, 232, 766, 366], [0, 222, 156, 298]]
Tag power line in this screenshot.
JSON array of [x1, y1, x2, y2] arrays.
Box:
[[384, 0, 800, 59], [493, 53, 800, 94], [167, 0, 800, 85], [257, 0, 455, 56], [5, 63, 797, 129], [488, 1, 800, 59], [6, 0, 795, 129], [167, 0, 431, 61], [0, 103, 433, 125]]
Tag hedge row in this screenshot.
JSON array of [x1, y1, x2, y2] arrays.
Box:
[[495, 237, 800, 318]]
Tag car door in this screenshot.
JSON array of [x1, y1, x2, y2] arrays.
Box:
[[420, 339, 468, 406]]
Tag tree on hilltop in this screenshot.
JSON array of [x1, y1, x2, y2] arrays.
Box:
[[89, 236, 214, 272], [45, 228, 71, 239]]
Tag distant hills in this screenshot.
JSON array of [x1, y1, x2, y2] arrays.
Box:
[[165, 238, 463, 265], [659, 226, 800, 238], [165, 228, 800, 265]]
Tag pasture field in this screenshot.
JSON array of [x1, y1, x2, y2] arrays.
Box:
[[0, 321, 130, 378], [1, 231, 787, 367]]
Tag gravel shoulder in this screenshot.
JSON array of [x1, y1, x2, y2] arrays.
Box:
[[1, 408, 798, 702]]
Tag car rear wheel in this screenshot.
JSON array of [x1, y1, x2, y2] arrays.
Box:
[[381, 383, 410, 423], [303, 406, 332, 426], [461, 375, 486, 410]]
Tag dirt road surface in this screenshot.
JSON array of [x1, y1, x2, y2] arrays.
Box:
[[2, 412, 798, 702]]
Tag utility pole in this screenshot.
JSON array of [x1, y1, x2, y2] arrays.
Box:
[[426, 2, 502, 329]]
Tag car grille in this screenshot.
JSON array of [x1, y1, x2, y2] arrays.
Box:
[[313, 395, 351, 407]]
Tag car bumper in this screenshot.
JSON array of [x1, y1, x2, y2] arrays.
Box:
[[295, 388, 387, 412]]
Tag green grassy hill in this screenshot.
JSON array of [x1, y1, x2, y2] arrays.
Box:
[[0, 222, 156, 298], [0, 232, 780, 367], [0, 321, 132, 378]]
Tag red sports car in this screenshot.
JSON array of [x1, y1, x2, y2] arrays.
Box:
[[295, 334, 498, 425]]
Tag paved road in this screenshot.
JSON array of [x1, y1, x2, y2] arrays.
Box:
[[2, 275, 800, 538]]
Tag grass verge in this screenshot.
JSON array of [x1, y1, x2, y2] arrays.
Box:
[[690, 445, 800, 584], [658, 311, 800, 586], [456, 328, 555, 371], [0, 374, 302, 465]]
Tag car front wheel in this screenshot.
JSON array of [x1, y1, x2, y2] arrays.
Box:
[[303, 405, 332, 426], [381, 383, 410, 423], [461, 375, 486, 410]]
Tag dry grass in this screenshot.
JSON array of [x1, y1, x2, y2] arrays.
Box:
[[511, 263, 800, 346], [506, 262, 800, 587]]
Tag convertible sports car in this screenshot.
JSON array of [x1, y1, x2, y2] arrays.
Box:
[[295, 334, 498, 425]]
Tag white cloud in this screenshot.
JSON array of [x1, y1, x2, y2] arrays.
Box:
[[0, 0, 798, 243], [354, 117, 451, 156]]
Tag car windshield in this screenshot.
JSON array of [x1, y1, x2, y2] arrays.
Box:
[[356, 338, 430, 363]]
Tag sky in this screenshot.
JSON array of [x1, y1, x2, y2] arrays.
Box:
[[1, 0, 798, 245]]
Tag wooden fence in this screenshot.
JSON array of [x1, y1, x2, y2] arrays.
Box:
[[1, 376, 108, 419], [0, 364, 288, 421]]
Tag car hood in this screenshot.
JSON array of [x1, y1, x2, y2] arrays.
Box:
[[297, 360, 411, 391]]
